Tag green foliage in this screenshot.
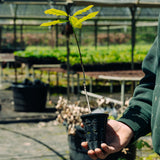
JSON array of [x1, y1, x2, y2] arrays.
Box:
[[145, 153, 160, 159], [135, 139, 160, 160], [14, 44, 151, 65], [136, 140, 152, 150]]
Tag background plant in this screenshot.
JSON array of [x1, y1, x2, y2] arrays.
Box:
[[14, 44, 151, 65], [1, 24, 156, 47]]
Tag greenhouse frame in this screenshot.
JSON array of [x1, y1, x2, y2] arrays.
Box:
[[0, 0, 160, 69]]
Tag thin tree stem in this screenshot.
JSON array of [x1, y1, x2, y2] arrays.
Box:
[[73, 29, 91, 113]]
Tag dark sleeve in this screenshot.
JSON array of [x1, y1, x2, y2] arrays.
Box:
[[118, 37, 158, 141]]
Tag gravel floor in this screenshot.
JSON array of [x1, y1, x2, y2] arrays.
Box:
[[0, 84, 70, 160], [0, 122, 70, 160]]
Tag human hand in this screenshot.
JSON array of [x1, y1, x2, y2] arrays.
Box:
[[81, 119, 134, 160]]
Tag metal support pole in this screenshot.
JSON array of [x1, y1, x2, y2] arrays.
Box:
[[89, 77, 93, 93], [48, 71, 50, 84], [130, 6, 137, 70], [56, 24, 59, 47], [0, 26, 2, 51], [14, 62, 17, 83], [32, 67, 35, 81], [13, 18, 17, 50], [20, 25, 24, 48], [71, 73, 74, 94], [47, 71, 51, 101], [65, 4, 72, 100], [0, 62, 3, 85], [13, 4, 18, 51], [51, 25, 54, 48], [25, 64, 30, 78], [77, 73, 80, 100], [40, 70, 43, 80], [110, 81, 113, 93], [121, 80, 125, 106], [107, 25, 110, 49], [66, 35, 70, 100], [94, 20, 98, 49], [56, 72, 59, 87]]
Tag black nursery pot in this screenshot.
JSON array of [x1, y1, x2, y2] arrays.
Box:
[[81, 113, 109, 150], [12, 79, 48, 112]]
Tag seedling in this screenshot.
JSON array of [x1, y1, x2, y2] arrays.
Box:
[[41, 5, 99, 113]]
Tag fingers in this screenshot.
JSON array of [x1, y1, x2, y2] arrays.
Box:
[[94, 148, 108, 159], [81, 142, 116, 160], [81, 141, 88, 150], [87, 147, 108, 160], [80, 123, 84, 128], [81, 142, 107, 160], [81, 142, 99, 160], [89, 143, 116, 160], [88, 150, 98, 160]]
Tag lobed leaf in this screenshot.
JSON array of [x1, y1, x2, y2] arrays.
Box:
[[44, 8, 68, 16], [40, 20, 68, 26], [73, 11, 99, 28], [79, 11, 99, 22], [73, 5, 94, 17]]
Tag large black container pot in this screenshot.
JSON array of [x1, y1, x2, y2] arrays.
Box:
[[68, 126, 92, 160], [12, 79, 48, 112], [68, 125, 136, 160]]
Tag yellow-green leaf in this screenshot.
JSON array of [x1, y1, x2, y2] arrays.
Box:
[[69, 16, 82, 28], [73, 5, 94, 17], [73, 22, 82, 28], [44, 8, 68, 16], [40, 20, 68, 26], [74, 11, 99, 27], [69, 16, 78, 25]]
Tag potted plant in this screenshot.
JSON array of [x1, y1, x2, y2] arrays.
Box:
[[55, 96, 136, 160], [55, 96, 91, 160], [40, 5, 136, 160]]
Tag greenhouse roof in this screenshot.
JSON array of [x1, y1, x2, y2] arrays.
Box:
[[0, 0, 160, 25]]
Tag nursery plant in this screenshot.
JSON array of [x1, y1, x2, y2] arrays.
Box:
[[14, 45, 149, 65], [41, 5, 109, 151], [41, 4, 99, 112]]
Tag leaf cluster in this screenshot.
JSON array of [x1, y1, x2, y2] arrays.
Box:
[[14, 44, 151, 65], [40, 5, 99, 29]]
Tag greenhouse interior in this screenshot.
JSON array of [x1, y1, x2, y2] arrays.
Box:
[[0, 1, 160, 160], [0, 0, 160, 66]]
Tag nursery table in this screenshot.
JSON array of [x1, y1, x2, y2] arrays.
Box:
[[32, 65, 77, 100], [0, 53, 15, 85], [77, 70, 144, 106], [98, 74, 143, 106], [32, 64, 66, 86]]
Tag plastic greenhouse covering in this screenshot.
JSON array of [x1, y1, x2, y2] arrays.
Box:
[[0, 0, 160, 25], [0, 0, 159, 70]]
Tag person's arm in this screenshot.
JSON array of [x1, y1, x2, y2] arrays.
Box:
[[81, 37, 158, 160], [118, 36, 158, 141]]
